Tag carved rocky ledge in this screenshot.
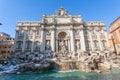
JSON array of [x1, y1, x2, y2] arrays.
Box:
[[1, 48, 120, 75]]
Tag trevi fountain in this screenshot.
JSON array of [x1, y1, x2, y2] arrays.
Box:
[[0, 8, 120, 80]]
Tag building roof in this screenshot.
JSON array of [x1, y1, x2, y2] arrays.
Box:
[[0, 32, 10, 37], [110, 17, 120, 27]]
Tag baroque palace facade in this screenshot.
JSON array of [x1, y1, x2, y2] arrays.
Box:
[[14, 8, 110, 56]]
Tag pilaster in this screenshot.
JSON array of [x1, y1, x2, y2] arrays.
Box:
[[80, 29, 86, 51], [51, 26, 55, 52], [22, 31, 27, 52], [56, 38, 58, 52], [68, 39, 71, 51], [104, 30, 110, 48], [40, 25, 46, 52], [89, 31, 94, 51], [97, 31, 102, 51], [13, 30, 18, 52], [70, 26, 75, 53], [31, 30, 35, 52]]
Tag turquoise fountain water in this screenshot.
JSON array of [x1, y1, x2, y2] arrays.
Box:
[[0, 69, 120, 80]]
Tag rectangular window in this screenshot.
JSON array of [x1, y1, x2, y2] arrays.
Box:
[[28, 30, 33, 35], [18, 30, 24, 36], [36, 30, 40, 35]]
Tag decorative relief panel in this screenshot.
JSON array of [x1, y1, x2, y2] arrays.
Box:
[[55, 18, 71, 23], [46, 18, 54, 23], [73, 18, 82, 23], [46, 30, 51, 36]]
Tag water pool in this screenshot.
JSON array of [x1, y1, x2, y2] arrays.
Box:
[[0, 69, 120, 80]]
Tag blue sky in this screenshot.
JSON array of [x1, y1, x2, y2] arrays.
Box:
[[0, 0, 120, 37]]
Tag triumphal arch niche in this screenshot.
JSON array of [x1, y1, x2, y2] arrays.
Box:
[[58, 31, 70, 52], [15, 7, 110, 58]]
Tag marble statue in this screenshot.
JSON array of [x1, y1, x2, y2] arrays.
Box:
[[61, 40, 66, 54]]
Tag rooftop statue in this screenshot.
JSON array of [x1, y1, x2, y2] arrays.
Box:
[[56, 7, 68, 16]]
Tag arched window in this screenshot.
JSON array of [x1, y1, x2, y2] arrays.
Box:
[[36, 30, 40, 35], [26, 41, 32, 49], [28, 29, 33, 35], [16, 42, 22, 49], [18, 30, 24, 36]]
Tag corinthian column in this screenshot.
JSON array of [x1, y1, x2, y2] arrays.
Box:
[[97, 31, 102, 51], [31, 30, 35, 52], [22, 30, 27, 52], [104, 30, 110, 48], [80, 29, 86, 51], [89, 31, 94, 51], [68, 39, 71, 51], [13, 30, 18, 52], [51, 26, 55, 52], [40, 25, 46, 52], [70, 27, 75, 53], [56, 38, 58, 52]]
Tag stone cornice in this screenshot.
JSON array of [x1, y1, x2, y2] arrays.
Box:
[[42, 14, 82, 18], [17, 22, 41, 26], [84, 22, 105, 27], [41, 22, 83, 26]]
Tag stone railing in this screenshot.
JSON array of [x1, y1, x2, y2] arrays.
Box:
[[85, 22, 105, 26], [17, 22, 41, 26]]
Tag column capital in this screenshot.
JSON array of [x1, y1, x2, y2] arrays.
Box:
[[80, 29, 86, 51]]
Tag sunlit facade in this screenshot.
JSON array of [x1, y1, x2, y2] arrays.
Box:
[[14, 8, 110, 56]]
